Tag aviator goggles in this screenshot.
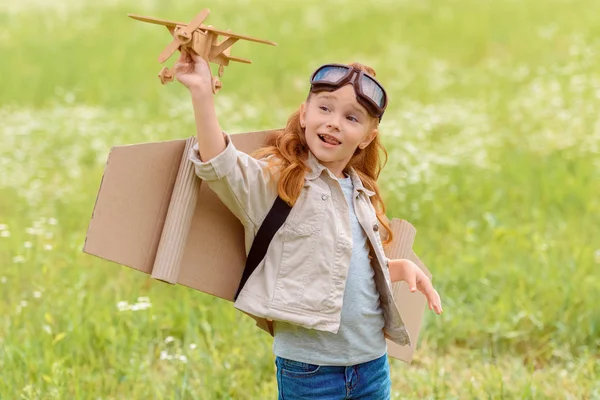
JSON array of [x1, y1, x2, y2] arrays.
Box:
[[309, 64, 388, 121]]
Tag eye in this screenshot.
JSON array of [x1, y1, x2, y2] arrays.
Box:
[[319, 105, 330, 112], [346, 115, 358, 122]]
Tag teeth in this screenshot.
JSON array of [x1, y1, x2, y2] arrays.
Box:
[[318, 134, 341, 145]]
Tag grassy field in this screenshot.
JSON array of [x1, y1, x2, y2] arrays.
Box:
[[1, 0, 599, 398]]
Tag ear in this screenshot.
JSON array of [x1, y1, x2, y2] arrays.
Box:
[[300, 103, 306, 128], [359, 127, 378, 149]]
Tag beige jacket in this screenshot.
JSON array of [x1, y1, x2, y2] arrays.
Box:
[[190, 135, 411, 347]]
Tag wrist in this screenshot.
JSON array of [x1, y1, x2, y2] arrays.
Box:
[[388, 258, 401, 282], [189, 84, 214, 98], [389, 258, 410, 282]]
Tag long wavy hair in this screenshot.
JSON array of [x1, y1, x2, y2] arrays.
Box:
[[253, 62, 393, 244]]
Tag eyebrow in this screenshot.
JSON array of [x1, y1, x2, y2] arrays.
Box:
[[317, 94, 367, 118]]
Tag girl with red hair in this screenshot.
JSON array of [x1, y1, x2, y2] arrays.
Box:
[[176, 51, 442, 399]]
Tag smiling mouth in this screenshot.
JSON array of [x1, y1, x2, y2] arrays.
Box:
[[318, 134, 342, 145]]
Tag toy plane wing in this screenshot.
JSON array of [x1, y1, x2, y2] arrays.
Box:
[[128, 14, 277, 46]]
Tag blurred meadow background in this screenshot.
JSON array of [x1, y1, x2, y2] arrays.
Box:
[[1, 0, 599, 398]]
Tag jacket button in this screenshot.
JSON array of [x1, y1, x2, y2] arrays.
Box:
[[321, 195, 328, 201], [373, 224, 379, 232]]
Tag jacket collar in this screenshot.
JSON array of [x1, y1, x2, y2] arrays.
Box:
[[305, 151, 376, 197]]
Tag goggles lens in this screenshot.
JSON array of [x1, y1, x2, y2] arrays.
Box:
[[310, 64, 387, 119], [360, 74, 385, 108], [312, 66, 351, 84]]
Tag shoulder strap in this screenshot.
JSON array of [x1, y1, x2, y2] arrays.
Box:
[[234, 196, 292, 301]]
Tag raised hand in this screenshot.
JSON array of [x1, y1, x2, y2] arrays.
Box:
[[173, 49, 213, 92]]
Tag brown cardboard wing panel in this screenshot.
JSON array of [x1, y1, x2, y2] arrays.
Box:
[[176, 182, 246, 299], [84, 130, 275, 297], [384, 219, 431, 363], [175, 130, 275, 299], [386, 277, 429, 363], [227, 129, 275, 153], [83, 139, 186, 273]]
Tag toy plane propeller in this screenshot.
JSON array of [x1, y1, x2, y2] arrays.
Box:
[[128, 9, 277, 93]]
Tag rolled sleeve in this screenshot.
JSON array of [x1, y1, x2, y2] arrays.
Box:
[[189, 134, 238, 181]]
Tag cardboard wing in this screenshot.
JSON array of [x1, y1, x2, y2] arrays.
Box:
[[83, 129, 431, 363]]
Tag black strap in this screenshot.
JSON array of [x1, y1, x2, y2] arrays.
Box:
[[234, 196, 292, 301]]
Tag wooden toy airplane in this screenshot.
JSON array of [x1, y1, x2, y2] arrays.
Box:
[[128, 9, 277, 93]]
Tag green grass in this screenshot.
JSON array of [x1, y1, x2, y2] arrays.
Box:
[[1, 0, 599, 398]]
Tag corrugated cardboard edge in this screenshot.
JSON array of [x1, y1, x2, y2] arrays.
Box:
[[152, 137, 200, 283]]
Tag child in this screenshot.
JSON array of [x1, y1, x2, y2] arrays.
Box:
[[175, 50, 443, 399]]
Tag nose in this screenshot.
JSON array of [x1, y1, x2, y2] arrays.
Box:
[[326, 114, 342, 131]]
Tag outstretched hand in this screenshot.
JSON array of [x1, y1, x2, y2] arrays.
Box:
[[388, 258, 443, 315]]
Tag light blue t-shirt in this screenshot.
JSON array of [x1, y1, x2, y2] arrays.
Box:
[[272, 175, 387, 366]]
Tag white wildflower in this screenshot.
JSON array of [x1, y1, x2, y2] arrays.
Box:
[[48, 218, 58, 225], [0, 224, 7, 230], [595, 249, 600, 264], [189, 343, 197, 350], [160, 351, 170, 360], [116, 301, 129, 312], [44, 244, 53, 251], [13, 255, 25, 263], [178, 355, 188, 364], [33, 291, 42, 299], [1, 231, 10, 237], [0, 276, 6, 284], [164, 336, 175, 344], [43, 324, 52, 335], [24, 241, 33, 248], [116, 297, 151, 312], [130, 302, 151, 311]]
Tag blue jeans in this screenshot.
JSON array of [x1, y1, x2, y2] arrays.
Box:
[[275, 353, 391, 399]]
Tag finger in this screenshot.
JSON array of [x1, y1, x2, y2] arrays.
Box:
[[177, 49, 189, 63], [173, 61, 193, 76], [173, 62, 184, 74], [189, 50, 204, 63], [426, 291, 435, 311], [407, 272, 417, 293], [185, 50, 196, 64], [429, 288, 443, 314], [435, 291, 443, 314], [416, 275, 431, 294], [419, 279, 439, 312]]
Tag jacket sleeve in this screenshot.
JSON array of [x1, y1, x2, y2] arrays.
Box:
[[188, 134, 278, 229]]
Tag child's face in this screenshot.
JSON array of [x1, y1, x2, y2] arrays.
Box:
[[300, 85, 377, 178]]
